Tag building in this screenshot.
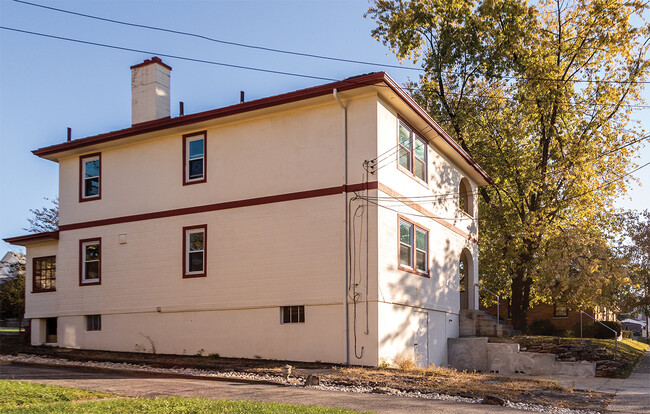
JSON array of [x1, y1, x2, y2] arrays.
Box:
[[4, 57, 491, 367], [0, 251, 26, 283]]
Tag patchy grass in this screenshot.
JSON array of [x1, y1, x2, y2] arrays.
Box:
[[0, 381, 114, 409], [0, 382, 367, 414], [0, 335, 612, 412], [592, 338, 649, 377]]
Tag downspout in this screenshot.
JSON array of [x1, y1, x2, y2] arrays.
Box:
[[333, 88, 350, 365]]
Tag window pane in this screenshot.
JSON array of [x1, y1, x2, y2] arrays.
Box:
[[291, 306, 299, 323], [85, 160, 99, 177], [398, 147, 411, 169], [85, 262, 99, 280], [282, 306, 290, 323], [400, 244, 412, 267], [189, 232, 204, 251], [400, 222, 412, 245], [189, 159, 203, 179], [416, 230, 426, 250], [189, 139, 204, 159], [189, 251, 204, 272], [298, 306, 305, 323], [85, 178, 99, 197], [399, 124, 411, 147], [414, 159, 425, 180], [416, 250, 426, 272], [85, 244, 99, 261], [414, 138, 426, 161]]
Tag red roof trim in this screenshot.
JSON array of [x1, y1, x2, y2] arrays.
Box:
[[3, 231, 60, 245], [31, 71, 491, 184]]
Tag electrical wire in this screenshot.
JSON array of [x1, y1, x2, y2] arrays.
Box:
[[12, 0, 650, 86]]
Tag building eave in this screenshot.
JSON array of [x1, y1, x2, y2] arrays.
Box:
[[3, 231, 60, 246], [32, 72, 492, 185]]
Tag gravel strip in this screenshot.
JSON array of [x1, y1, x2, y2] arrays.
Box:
[[0, 354, 601, 414]]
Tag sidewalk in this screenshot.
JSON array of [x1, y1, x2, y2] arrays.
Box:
[[605, 350, 650, 413]]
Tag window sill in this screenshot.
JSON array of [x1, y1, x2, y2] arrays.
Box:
[[183, 178, 207, 186], [32, 289, 56, 293], [80, 280, 101, 286], [183, 273, 206, 279], [398, 265, 430, 278], [79, 195, 101, 203]]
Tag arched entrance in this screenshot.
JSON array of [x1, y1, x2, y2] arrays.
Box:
[[459, 250, 471, 310]]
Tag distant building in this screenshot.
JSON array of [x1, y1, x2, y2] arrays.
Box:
[[0, 251, 25, 283]]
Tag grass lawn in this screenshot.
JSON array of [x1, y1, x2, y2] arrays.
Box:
[[592, 338, 649, 377], [0, 381, 369, 414]]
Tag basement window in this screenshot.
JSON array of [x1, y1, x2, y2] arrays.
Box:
[[80, 153, 101, 201], [86, 315, 101, 331], [281, 306, 305, 324], [184, 132, 206, 185]]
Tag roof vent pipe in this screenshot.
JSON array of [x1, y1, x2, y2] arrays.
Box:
[[67, 127, 71, 142], [240, 91, 245, 103], [179, 101, 184, 116]]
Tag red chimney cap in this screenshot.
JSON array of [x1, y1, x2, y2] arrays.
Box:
[[130, 56, 172, 71]]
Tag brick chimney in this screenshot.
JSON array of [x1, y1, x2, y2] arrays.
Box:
[[130, 57, 172, 125]]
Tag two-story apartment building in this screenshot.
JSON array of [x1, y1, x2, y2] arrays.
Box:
[[5, 57, 491, 367]]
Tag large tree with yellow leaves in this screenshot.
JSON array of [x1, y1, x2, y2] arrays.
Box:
[[367, 0, 649, 329]]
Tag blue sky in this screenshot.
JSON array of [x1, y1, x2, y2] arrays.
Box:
[[1, 0, 648, 255]]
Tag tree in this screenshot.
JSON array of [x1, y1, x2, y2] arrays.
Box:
[[621, 209, 650, 337], [0, 262, 25, 324], [367, 0, 650, 328], [24, 197, 59, 233]]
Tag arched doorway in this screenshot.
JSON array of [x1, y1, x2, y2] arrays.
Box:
[[459, 250, 471, 310]]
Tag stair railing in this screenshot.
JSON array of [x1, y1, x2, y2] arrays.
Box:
[[474, 283, 500, 325], [580, 310, 617, 357]]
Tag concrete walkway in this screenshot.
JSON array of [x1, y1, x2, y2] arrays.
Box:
[[0, 363, 528, 413]]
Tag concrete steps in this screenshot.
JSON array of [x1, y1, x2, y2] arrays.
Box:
[[448, 337, 596, 377], [459, 309, 513, 338]]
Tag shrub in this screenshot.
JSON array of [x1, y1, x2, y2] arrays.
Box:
[[622, 330, 634, 339], [527, 319, 555, 336], [574, 321, 621, 339], [393, 355, 417, 370]]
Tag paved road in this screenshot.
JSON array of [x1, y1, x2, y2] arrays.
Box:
[[0, 363, 526, 413]]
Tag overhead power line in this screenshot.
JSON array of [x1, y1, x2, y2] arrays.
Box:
[[12, 0, 421, 72], [12, 0, 650, 86]]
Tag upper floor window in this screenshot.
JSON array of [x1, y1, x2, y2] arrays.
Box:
[[398, 217, 429, 276], [80, 238, 101, 285], [183, 132, 206, 185], [459, 178, 473, 216], [33, 256, 56, 293], [398, 121, 427, 182], [183, 225, 207, 278], [80, 153, 101, 201]]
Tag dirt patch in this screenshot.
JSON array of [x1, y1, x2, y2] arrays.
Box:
[[0, 335, 611, 412]]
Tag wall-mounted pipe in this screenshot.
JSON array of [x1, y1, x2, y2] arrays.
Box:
[[333, 88, 350, 365]]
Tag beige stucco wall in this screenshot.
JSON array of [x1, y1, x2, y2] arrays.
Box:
[[25, 90, 481, 367]]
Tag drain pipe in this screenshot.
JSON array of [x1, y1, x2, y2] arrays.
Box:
[[334, 88, 350, 366]]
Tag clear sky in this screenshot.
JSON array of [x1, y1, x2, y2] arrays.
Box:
[[1, 0, 648, 255]]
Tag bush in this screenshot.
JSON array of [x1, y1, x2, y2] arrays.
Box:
[[622, 330, 634, 339], [527, 319, 555, 336], [574, 321, 621, 339]]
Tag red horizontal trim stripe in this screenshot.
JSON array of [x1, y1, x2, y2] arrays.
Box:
[[3, 231, 60, 245], [58, 182, 379, 232]]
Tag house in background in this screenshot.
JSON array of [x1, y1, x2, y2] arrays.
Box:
[[482, 299, 616, 334], [0, 251, 25, 283], [5, 57, 491, 367]]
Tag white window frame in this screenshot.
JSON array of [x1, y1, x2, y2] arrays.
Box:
[[184, 133, 206, 184], [80, 239, 101, 284], [397, 121, 428, 183], [184, 225, 206, 278], [81, 154, 101, 200], [281, 305, 305, 324], [86, 315, 101, 331]]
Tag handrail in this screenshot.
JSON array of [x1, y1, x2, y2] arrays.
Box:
[[580, 310, 617, 356], [475, 283, 500, 325]]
